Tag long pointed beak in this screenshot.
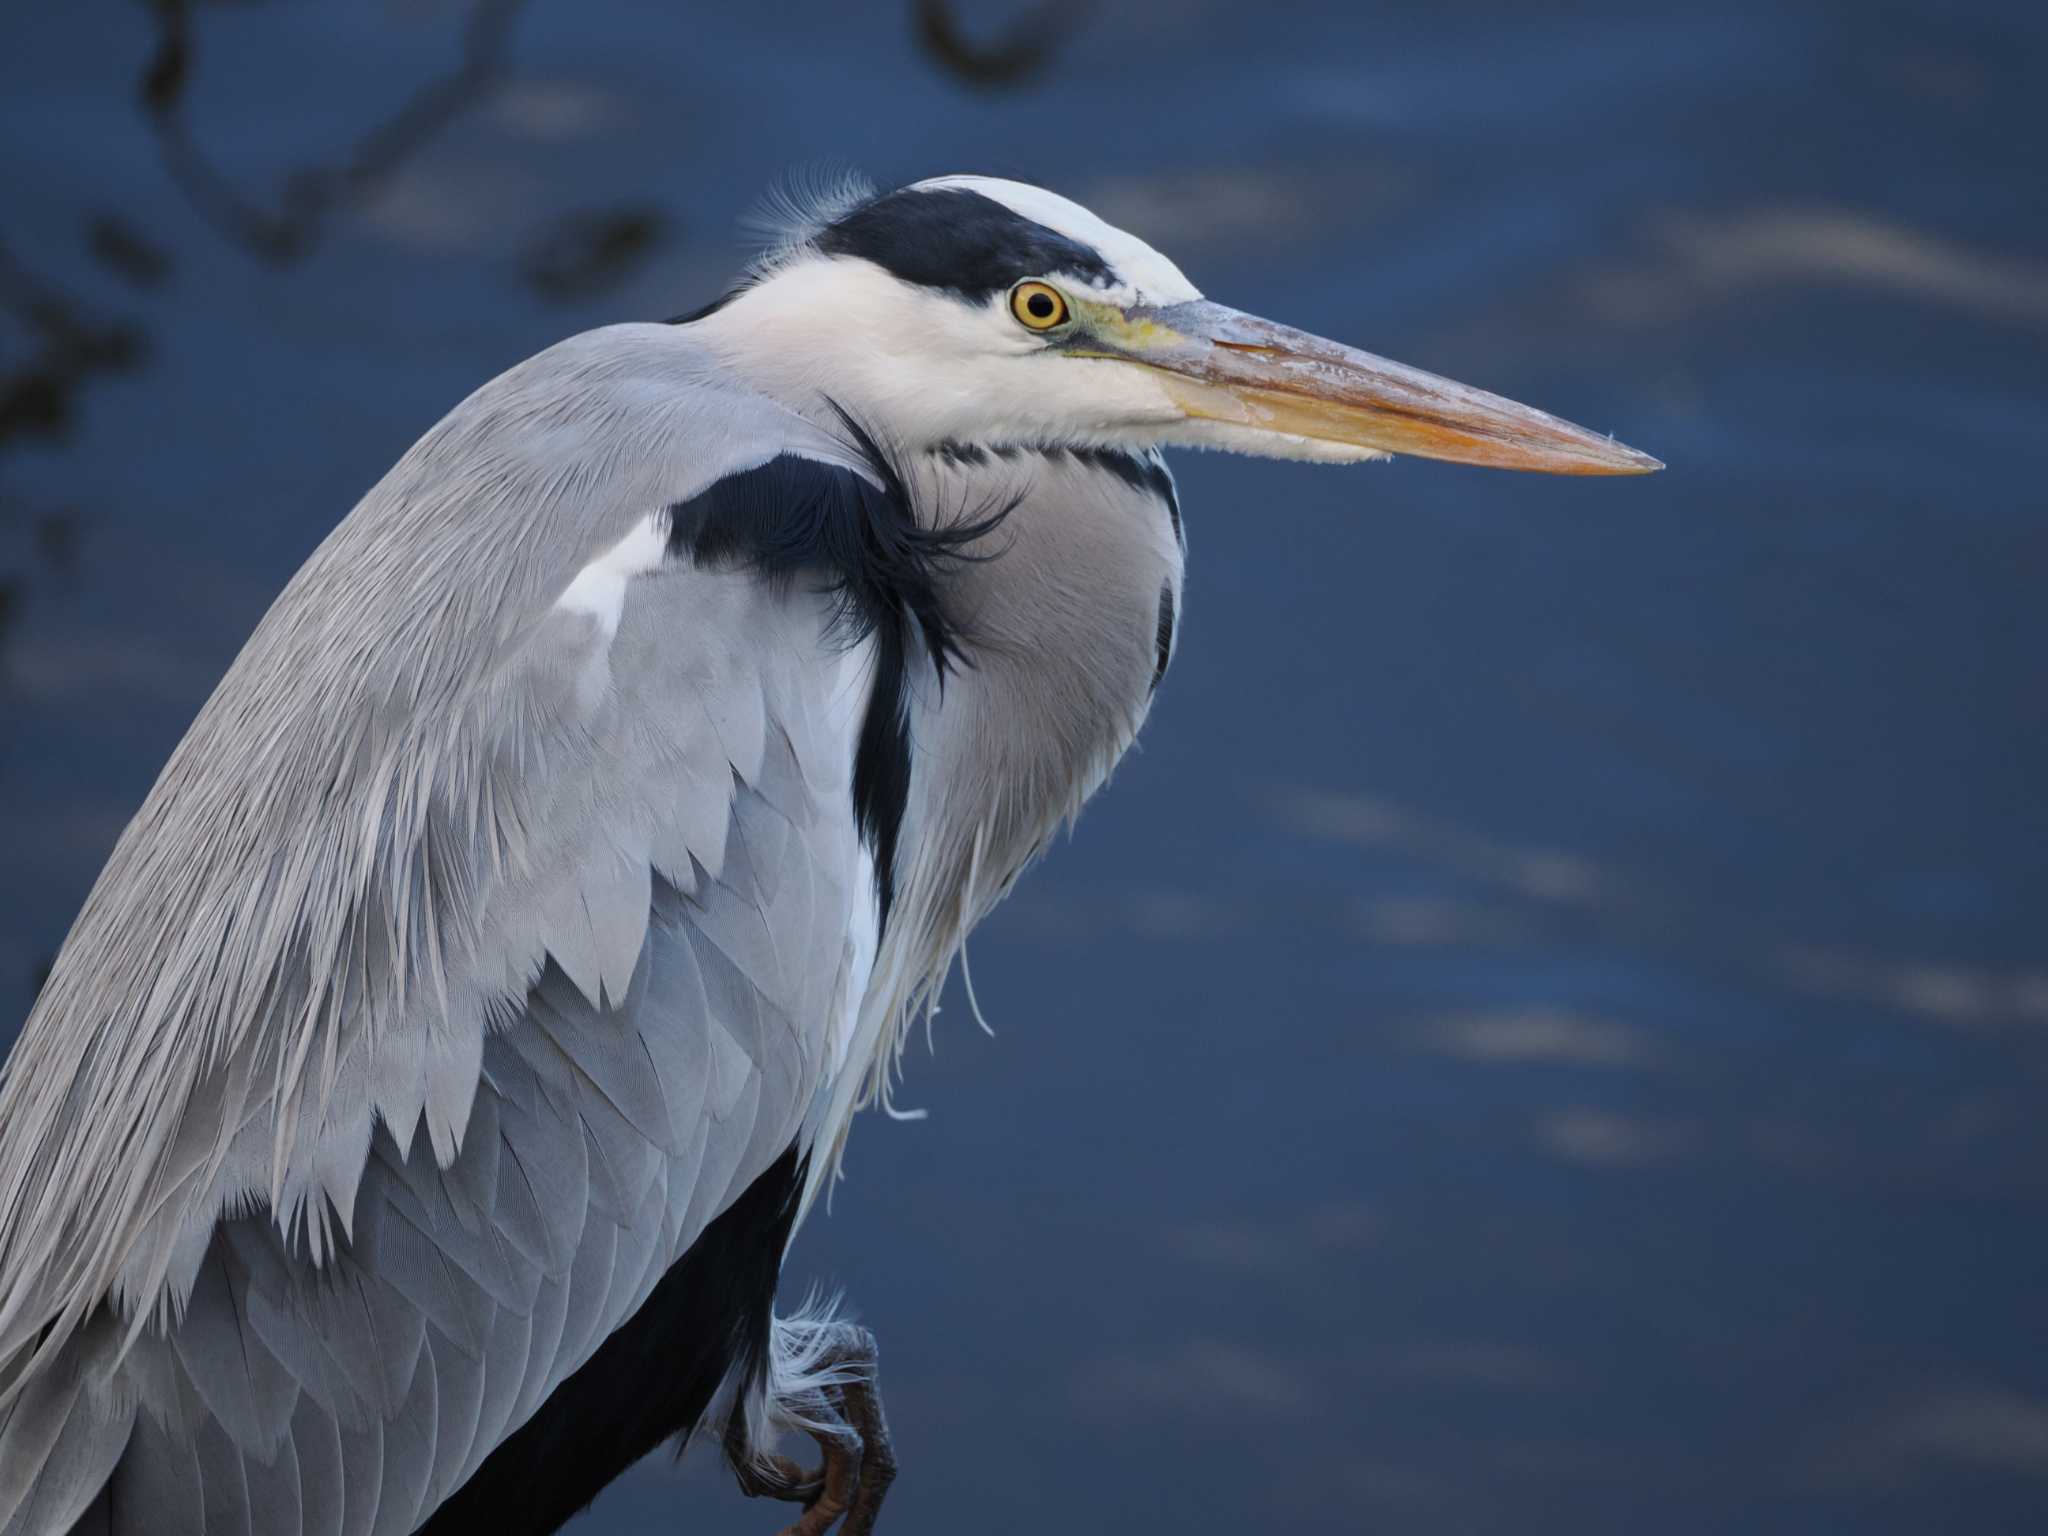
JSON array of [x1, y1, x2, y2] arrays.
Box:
[[1102, 300, 1662, 475]]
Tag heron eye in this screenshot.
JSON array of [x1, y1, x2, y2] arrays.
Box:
[[1009, 281, 1069, 331]]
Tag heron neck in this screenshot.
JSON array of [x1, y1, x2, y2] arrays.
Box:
[[889, 442, 1184, 934]]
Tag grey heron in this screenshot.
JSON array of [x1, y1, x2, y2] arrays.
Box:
[[0, 173, 1658, 1536]]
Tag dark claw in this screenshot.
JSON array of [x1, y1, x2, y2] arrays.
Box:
[[835, 1360, 896, 1536], [727, 1326, 897, 1535], [726, 1413, 825, 1503]]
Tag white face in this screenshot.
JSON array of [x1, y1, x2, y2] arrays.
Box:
[[686, 177, 1663, 476], [690, 177, 1207, 453]]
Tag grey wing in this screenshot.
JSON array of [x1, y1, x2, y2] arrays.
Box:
[[0, 326, 878, 1534]]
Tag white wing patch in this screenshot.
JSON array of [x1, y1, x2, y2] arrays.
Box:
[[554, 511, 671, 639]]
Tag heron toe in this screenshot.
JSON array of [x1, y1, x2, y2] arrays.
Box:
[[728, 1325, 896, 1536]]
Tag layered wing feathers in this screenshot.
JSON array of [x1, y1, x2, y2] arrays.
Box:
[[0, 327, 879, 1534]]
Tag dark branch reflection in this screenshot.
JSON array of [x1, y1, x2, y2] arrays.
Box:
[[912, 0, 1090, 88], [136, 0, 531, 266]]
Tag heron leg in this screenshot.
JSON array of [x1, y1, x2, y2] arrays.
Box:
[[826, 1338, 897, 1536], [727, 1325, 897, 1536]]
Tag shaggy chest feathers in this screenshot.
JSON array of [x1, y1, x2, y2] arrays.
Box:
[[675, 428, 1185, 1173]]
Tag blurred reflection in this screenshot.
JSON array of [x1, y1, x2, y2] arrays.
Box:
[[136, 0, 532, 266], [1416, 1010, 1655, 1067], [1594, 208, 2048, 331], [2, 2, 2045, 1533], [912, 0, 1087, 88], [1533, 1107, 1692, 1168], [1073, 1339, 1313, 1421]]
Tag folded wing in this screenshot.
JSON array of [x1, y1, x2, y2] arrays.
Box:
[[0, 326, 881, 1534]]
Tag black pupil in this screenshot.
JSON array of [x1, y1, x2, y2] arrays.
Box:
[[1026, 291, 1056, 319]]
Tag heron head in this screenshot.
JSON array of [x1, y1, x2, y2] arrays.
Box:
[[686, 175, 1660, 475]]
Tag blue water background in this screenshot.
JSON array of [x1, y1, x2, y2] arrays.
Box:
[[3, 2, 2045, 1531]]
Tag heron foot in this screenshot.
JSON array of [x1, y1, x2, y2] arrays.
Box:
[[727, 1326, 896, 1536]]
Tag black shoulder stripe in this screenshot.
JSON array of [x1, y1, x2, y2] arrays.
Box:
[[667, 425, 982, 675], [816, 186, 1117, 304], [669, 414, 1005, 926], [424, 1143, 807, 1536]]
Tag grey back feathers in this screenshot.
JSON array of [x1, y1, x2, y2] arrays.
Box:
[[0, 327, 883, 1531], [0, 176, 1188, 1535]]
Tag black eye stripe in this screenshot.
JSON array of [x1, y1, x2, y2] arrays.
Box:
[[816, 187, 1116, 304]]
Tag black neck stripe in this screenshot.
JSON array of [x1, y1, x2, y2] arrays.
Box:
[[932, 441, 1179, 534], [668, 413, 1006, 927]]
